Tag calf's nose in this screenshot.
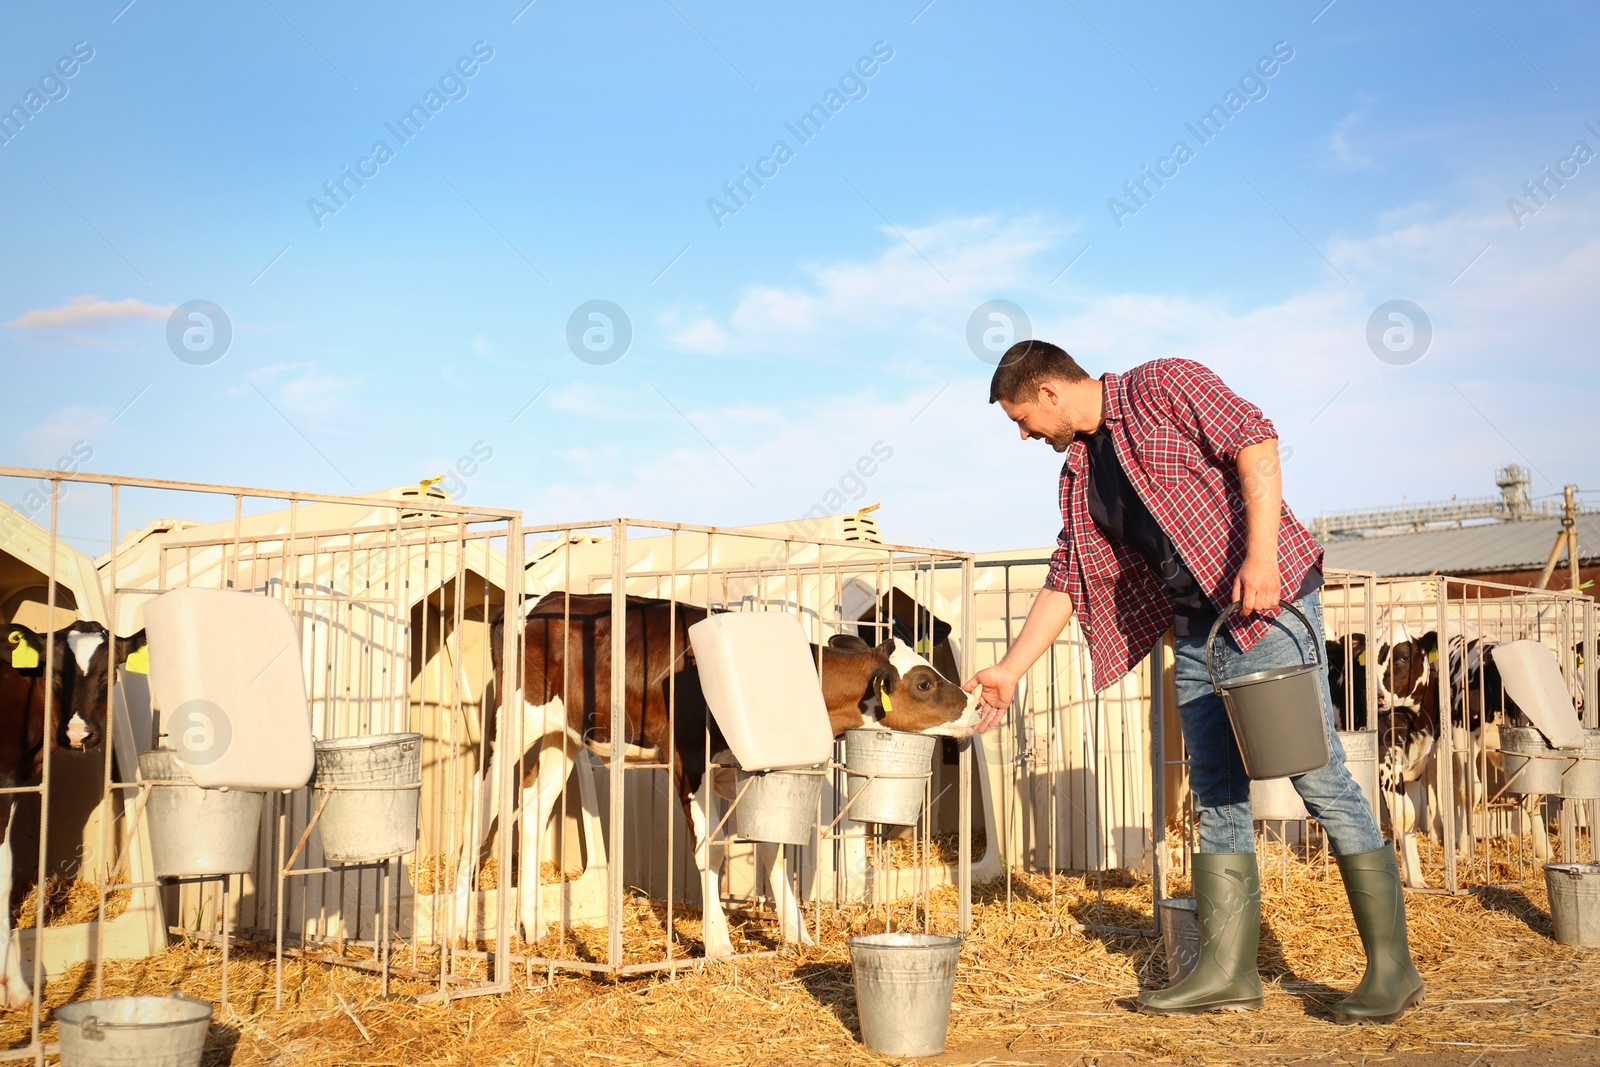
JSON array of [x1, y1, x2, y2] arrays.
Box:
[[66, 714, 91, 748]]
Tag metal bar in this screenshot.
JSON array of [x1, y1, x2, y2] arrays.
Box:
[[1150, 640, 1168, 912], [607, 521, 627, 970], [1436, 580, 1458, 893], [0, 465, 517, 519], [960, 554, 975, 934]]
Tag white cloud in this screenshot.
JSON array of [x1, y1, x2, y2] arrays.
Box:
[[6, 296, 171, 331], [666, 214, 1062, 358], [667, 316, 730, 353], [552, 190, 1600, 550], [1325, 110, 1374, 172], [227, 362, 359, 419]]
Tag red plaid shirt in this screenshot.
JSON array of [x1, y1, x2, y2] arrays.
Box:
[[1044, 359, 1323, 691]]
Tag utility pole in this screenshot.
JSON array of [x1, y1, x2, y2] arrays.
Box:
[[1535, 484, 1580, 591]]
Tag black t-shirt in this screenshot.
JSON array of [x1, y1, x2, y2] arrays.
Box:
[[1081, 427, 1321, 636]]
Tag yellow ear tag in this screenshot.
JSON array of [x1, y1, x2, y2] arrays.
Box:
[[124, 645, 150, 675], [1427, 649, 1438, 664], [9, 632, 39, 670], [1357, 651, 1366, 666], [915, 637, 932, 655], [879, 688, 894, 715]]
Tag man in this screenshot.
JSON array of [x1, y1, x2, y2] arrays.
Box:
[[964, 341, 1423, 1023]]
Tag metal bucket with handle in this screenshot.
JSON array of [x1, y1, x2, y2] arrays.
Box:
[[1205, 600, 1331, 780]]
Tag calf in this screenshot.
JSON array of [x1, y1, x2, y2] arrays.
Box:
[[0, 621, 141, 1008], [1376, 630, 1534, 886], [1373, 633, 1439, 887], [1326, 633, 1369, 730], [467, 593, 980, 955]]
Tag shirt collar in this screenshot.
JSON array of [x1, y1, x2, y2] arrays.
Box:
[[1065, 374, 1121, 476], [1099, 372, 1127, 425]]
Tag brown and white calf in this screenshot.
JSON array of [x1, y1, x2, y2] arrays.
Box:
[[0, 621, 141, 1007], [464, 593, 980, 955], [1376, 630, 1535, 888]]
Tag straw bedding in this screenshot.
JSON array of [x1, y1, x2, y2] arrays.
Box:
[[4, 852, 1598, 1066], [11, 877, 131, 928]]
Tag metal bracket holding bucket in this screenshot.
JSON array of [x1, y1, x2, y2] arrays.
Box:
[[1203, 600, 1331, 780]]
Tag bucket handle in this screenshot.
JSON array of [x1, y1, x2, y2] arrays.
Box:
[[1204, 599, 1321, 697], [79, 1016, 104, 1041]]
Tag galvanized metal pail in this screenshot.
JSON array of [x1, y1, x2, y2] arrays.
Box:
[[1499, 726, 1568, 796], [137, 750, 264, 878], [313, 733, 422, 863], [1157, 897, 1200, 982], [1205, 600, 1330, 780], [734, 766, 824, 844], [843, 729, 936, 826], [55, 992, 212, 1067], [1544, 863, 1600, 947], [1560, 729, 1600, 800], [848, 932, 961, 1057]]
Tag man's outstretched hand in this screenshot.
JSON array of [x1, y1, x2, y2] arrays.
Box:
[[962, 664, 1017, 734]]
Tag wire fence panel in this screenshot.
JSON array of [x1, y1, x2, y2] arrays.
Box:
[[500, 519, 981, 976]]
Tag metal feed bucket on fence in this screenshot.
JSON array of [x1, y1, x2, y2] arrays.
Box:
[[1543, 864, 1600, 947], [55, 992, 212, 1067], [1205, 601, 1331, 780], [848, 932, 962, 1057], [312, 733, 423, 863], [734, 766, 825, 845], [1499, 726, 1569, 796], [843, 728, 936, 826], [1559, 730, 1600, 800], [138, 750, 264, 878]]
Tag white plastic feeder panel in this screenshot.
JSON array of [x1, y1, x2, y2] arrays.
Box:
[[688, 611, 833, 772], [143, 587, 316, 790], [1491, 640, 1584, 750]]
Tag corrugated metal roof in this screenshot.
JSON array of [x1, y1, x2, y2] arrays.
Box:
[[1320, 514, 1600, 577]]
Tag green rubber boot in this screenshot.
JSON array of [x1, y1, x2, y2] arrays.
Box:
[[1333, 845, 1425, 1024], [1139, 852, 1264, 1015]]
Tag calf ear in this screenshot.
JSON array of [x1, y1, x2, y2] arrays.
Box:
[[828, 634, 871, 652], [873, 637, 896, 658], [871, 666, 899, 696]]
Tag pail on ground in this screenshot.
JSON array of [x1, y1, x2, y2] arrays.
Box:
[[1559, 729, 1600, 800], [55, 992, 212, 1067], [312, 733, 422, 863], [138, 750, 263, 878], [1205, 601, 1330, 780], [1499, 726, 1568, 795], [1544, 863, 1600, 947], [734, 766, 824, 844], [848, 932, 961, 1057], [1157, 897, 1199, 982], [843, 729, 935, 826]]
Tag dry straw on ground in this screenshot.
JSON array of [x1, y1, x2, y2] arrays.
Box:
[[11, 877, 131, 929], [4, 852, 1598, 1066]]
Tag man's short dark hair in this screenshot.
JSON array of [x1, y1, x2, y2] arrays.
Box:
[[988, 340, 1089, 404]]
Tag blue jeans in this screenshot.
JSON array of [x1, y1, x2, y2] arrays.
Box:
[[1172, 589, 1384, 856]]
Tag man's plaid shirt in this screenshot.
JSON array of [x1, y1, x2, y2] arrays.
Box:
[[1044, 359, 1324, 691]]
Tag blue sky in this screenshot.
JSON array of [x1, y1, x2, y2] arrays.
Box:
[[3, 0, 1597, 555]]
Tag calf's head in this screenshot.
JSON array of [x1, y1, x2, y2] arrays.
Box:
[[5, 621, 144, 752], [865, 639, 982, 739], [1376, 634, 1433, 712]]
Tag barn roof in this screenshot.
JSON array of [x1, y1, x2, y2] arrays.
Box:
[[1320, 514, 1600, 577]]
